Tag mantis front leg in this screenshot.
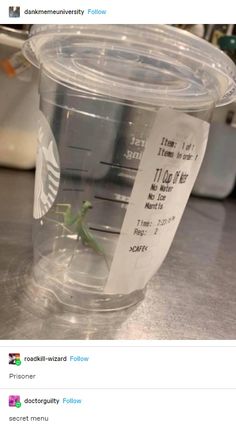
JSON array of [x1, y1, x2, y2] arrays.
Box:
[[54, 203, 75, 235]]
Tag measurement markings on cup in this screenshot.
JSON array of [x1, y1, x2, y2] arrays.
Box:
[[89, 226, 120, 235], [68, 145, 92, 152], [100, 161, 139, 172], [94, 195, 129, 205]]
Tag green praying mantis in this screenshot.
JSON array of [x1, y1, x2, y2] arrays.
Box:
[[55, 201, 109, 269]]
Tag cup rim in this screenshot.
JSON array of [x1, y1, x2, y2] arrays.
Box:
[[23, 24, 236, 109]]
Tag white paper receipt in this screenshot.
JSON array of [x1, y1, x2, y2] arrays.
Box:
[[104, 108, 210, 294]]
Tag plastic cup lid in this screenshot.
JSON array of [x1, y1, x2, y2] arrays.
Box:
[[23, 25, 236, 110]]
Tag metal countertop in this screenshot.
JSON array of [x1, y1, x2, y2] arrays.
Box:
[[0, 167, 236, 339]]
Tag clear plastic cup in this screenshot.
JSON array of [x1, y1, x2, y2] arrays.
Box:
[[23, 25, 236, 311]]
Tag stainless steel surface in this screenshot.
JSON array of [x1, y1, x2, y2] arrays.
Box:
[[0, 167, 236, 339]]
